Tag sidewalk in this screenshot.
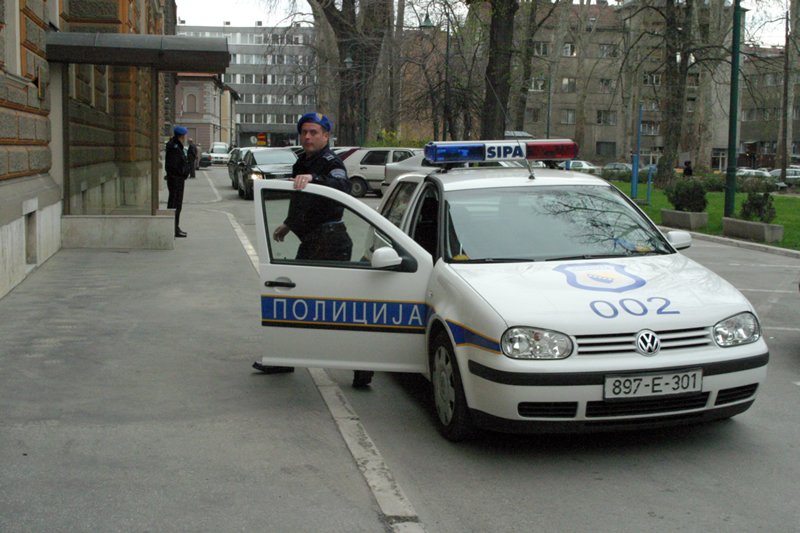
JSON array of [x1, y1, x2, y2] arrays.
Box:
[[0, 178, 385, 531]]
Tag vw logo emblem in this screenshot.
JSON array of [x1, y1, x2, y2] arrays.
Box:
[[636, 330, 661, 356]]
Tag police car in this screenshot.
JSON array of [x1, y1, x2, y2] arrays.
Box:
[[253, 140, 768, 441]]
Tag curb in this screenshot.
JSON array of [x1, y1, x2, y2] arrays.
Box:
[[660, 226, 800, 260]]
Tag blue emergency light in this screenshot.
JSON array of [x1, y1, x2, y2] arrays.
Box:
[[424, 140, 579, 165]]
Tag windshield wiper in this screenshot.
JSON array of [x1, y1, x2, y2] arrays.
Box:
[[544, 253, 631, 262], [454, 258, 536, 264]]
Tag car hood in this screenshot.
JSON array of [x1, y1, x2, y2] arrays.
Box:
[[253, 163, 294, 175], [450, 254, 752, 335]]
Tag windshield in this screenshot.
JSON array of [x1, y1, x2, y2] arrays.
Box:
[[444, 185, 671, 262], [210, 146, 228, 154], [253, 150, 296, 165]]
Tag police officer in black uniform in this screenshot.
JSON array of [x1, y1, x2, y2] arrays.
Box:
[[253, 112, 374, 388], [165, 126, 190, 238]]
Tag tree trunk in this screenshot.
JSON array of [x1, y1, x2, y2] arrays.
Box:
[[479, 0, 520, 139], [656, 0, 693, 185]]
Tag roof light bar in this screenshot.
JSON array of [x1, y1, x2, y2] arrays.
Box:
[[424, 140, 579, 165]]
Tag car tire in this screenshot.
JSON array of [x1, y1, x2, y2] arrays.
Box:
[[238, 180, 245, 198], [350, 177, 367, 198], [374, 189, 383, 198], [245, 183, 254, 201], [430, 331, 474, 442]]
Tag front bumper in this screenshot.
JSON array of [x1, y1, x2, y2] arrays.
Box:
[[464, 352, 768, 433]]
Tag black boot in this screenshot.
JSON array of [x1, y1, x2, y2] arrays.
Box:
[[352, 370, 374, 388], [252, 362, 294, 374]]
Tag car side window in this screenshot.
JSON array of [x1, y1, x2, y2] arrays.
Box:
[[361, 151, 389, 166], [409, 185, 440, 258], [381, 182, 418, 228], [392, 150, 413, 163], [262, 188, 397, 268]]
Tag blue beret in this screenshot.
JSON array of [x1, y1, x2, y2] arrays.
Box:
[[297, 112, 331, 133], [174, 126, 188, 135]]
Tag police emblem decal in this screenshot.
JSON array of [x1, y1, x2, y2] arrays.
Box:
[[636, 330, 661, 356], [554, 263, 646, 293]]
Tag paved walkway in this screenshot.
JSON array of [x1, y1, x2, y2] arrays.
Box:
[[0, 179, 392, 532]]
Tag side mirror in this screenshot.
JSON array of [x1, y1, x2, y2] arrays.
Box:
[[371, 246, 403, 269], [667, 230, 692, 250]]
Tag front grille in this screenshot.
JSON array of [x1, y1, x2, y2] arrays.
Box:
[[575, 327, 713, 356], [586, 392, 710, 417], [518, 402, 578, 418], [715, 384, 758, 405]]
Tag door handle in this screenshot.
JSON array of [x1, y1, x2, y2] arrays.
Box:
[[360, 166, 367, 170], [265, 280, 296, 288]]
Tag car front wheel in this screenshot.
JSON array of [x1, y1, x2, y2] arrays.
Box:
[[430, 332, 474, 441], [350, 177, 368, 198]]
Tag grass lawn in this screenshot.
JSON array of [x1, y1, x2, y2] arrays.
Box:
[[611, 181, 800, 252]]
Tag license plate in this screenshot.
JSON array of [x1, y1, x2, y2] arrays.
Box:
[[604, 369, 703, 399]]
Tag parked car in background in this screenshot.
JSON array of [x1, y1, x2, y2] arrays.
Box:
[[557, 160, 599, 174], [238, 147, 297, 200], [209, 142, 231, 165], [602, 162, 632, 177], [343, 147, 419, 197], [198, 151, 212, 168], [737, 169, 771, 178], [769, 168, 800, 185], [332, 146, 360, 161], [227, 147, 262, 189]]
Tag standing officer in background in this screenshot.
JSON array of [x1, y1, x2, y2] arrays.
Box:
[[165, 125, 190, 238], [253, 112, 374, 388], [187, 138, 198, 179]]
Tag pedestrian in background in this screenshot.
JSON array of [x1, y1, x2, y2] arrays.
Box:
[[165, 125, 190, 238], [187, 138, 198, 179], [254, 112, 374, 388], [683, 160, 693, 177]]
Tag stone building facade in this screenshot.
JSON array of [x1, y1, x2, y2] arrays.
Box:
[[174, 72, 238, 152], [0, 0, 177, 300]]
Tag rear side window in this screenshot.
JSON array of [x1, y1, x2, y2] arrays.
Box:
[[392, 150, 413, 163], [381, 182, 418, 227], [361, 151, 389, 166]]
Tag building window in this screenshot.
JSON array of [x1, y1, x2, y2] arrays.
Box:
[[186, 94, 197, 112], [560, 109, 576, 125], [562, 43, 577, 57], [599, 78, 616, 94], [596, 110, 617, 126], [685, 98, 696, 113], [641, 121, 660, 136], [687, 73, 700, 88], [643, 73, 661, 86], [598, 44, 618, 58], [561, 77, 576, 93], [642, 99, 659, 112], [526, 107, 541, 123], [596, 141, 616, 158], [533, 42, 549, 57]]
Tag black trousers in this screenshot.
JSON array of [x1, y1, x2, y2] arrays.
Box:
[[188, 158, 196, 178], [166, 176, 186, 229], [296, 224, 352, 261]]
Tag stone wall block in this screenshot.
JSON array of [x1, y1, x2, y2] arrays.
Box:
[[34, 115, 50, 142], [26, 0, 45, 21], [29, 146, 51, 171], [68, 0, 118, 19], [0, 108, 18, 138], [8, 148, 29, 174], [18, 114, 36, 140], [6, 83, 28, 106], [0, 148, 9, 176]]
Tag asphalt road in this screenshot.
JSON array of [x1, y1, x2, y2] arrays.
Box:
[[210, 165, 800, 532]]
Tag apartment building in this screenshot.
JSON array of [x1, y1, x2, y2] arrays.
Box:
[[177, 23, 317, 147]]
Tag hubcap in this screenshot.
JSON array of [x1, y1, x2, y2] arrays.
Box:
[[433, 346, 455, 426]]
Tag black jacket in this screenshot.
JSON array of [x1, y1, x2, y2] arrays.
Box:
[[165, 137, 190, 178], [187, 142, 198, 160], [284, 145, 351, 240]]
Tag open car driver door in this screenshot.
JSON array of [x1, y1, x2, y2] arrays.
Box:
[[254, 179, 433, 372]]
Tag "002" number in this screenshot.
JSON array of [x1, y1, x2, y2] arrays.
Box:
[[590, 297, 680, 319]]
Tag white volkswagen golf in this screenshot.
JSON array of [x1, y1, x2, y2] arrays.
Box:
[[253, 140, 769, 441]]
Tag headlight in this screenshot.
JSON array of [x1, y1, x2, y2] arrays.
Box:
[[249, 172, 263, 182], [501, 327, 573, 359], [713, 312, 760, 347]]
